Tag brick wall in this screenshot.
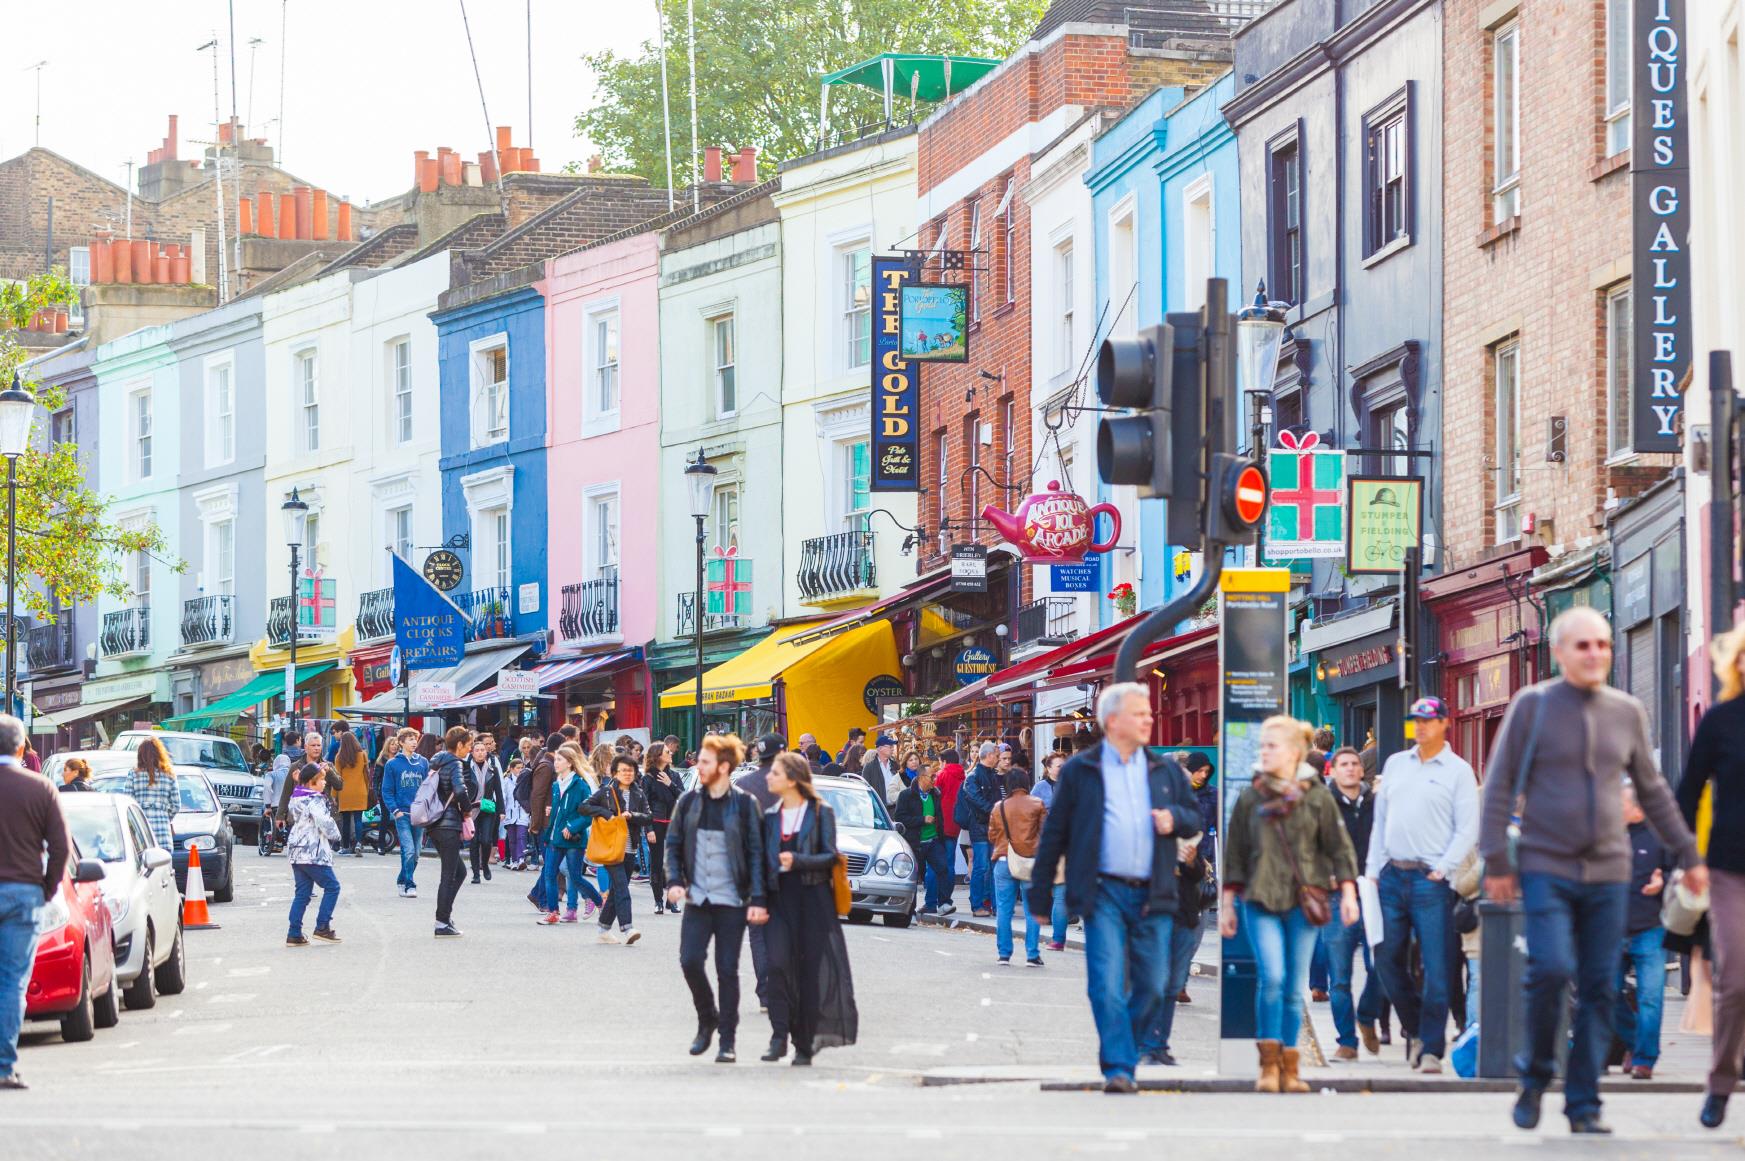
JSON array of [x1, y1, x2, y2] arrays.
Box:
[[1441, 0, 1673, 565]]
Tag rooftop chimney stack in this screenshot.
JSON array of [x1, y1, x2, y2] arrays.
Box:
[[704, 146, 723, 183]]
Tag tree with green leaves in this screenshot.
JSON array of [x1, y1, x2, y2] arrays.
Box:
[[576, 0, 1047, 182], [0, 271, 176, 621]]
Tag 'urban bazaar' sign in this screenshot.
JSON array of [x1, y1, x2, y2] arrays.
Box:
[[871, 255, 920, 491], [1632, 0, 1690, 453]]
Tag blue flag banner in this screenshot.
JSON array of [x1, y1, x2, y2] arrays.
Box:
[[393, 553, 467, 669]]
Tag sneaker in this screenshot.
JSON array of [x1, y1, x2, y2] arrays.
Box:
[[937, 903, 957, 916], [397, 885, 411, 898], [1333, 1045, 1359, 1062], [538, 912, 560, 926], [972, 909, 993, 918], [918, 907, 939, 916], [1140, 1049, 1177, 1066], [1047, 940, 1065, 952], [1418, 1053, 1443, 1075], [404, 886, 417, 898], [560, 909, 579, 924], [997, 955, 1011, 965], [598, 928, 623, 944], [1026, 956, 1045, 967], [434, 924, 463, 937], [0, 1072, 27, 1090], [286, 934, 309, 947], [622, 928, 641, 945], [1406, 1037, 1424, 1070], [1103, 1074, 1138, 1095], [312, 928, 341, 943], [583, 900, 599, 920]]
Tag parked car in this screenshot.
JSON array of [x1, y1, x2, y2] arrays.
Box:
[[58, 792, 187, 1011], [93, 771, 236, 903], [41, 749, 137, 786], [113, 730, 264, 841], [813, 773, 917, 927], [26, 843, 119, 1042]]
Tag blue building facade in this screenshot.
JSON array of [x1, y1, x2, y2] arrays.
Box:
[[432, 273, 550, 644]]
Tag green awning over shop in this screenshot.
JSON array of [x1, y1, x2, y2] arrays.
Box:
[[161, 661, 338, 730], [819, 54, 1000, 102]]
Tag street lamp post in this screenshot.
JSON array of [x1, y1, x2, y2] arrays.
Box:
[[1236, 282, 1289, 565], [684, 449, 717, 748], [281, 489, 308, 736], [0, 374, 37, 716]]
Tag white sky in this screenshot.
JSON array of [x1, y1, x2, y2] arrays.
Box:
[[3, 0, 661, 205]]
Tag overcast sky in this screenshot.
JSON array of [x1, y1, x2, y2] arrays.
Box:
[[4, 0, 661, 205]]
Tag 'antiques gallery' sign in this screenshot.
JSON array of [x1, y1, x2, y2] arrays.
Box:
[[870, 255, 920, 491], [1632, 0, 1689, 453]]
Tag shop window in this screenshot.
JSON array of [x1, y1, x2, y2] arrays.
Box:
[[1267, 126, 1304, 306]]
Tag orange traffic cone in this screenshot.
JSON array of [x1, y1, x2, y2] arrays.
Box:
[[181, 843, 221, 930]]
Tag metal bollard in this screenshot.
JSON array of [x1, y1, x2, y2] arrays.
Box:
[[1477, 899, 1526, 1078]]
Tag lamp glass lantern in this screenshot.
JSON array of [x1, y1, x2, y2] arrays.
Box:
[[1236, 282, 1288, 401], [684, 450, 717, 519], [0, 376, 36, 459], [280, 488, 310, 549]]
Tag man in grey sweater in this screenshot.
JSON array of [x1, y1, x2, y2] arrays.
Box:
[[1479, 607, 1705, 1136]]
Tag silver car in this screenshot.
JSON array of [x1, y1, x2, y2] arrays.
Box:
[[113, 731, 263, 841], [812, 774, 917, 928]]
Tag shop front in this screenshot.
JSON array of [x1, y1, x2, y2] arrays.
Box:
[[340, 639, 532, 729], [437, 649, 646, 744], [1301, 603, 1404, 770], [249, 626, 359, 725], [45, 671, 172, 749], [1609, 474, 1687, 772], [1420, 546, 1548, 783], [349, 641, 397, 707], [28, 676, 89, 754]]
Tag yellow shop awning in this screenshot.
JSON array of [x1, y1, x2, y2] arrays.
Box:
[[660, 620, 837, 708]]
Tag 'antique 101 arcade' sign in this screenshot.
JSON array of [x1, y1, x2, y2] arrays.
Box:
[[1632, 0, 1690, 454], [871, 255, 920, 491]]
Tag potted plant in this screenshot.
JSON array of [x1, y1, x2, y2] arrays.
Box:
[[1107, 582, 1137, 617]]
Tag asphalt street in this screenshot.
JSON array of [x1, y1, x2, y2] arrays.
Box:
[[3, 850, 1736, 1160]]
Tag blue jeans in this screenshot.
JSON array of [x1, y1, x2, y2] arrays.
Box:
[[1615, 925, 1668, 1067], [1320, 912, 1381, 1049], [1145, 910, 1203, 1054], [1517, 872, 1628, 1120], [1375, 864, 1456, 1057], [540, 848, 603, 913], [919, 838, 953, 910], [993, 861, 1040, 960], [392, 816, 422, 889], [1309, 935, 1329, 993], [1050, 883, 1069, 946], [1246, 899, 1317, 1045], [0, 882, 41, 1077], [1084, 878, 1173, 1081], [288, 864, 340, 936], [969, 840, 992, 911]]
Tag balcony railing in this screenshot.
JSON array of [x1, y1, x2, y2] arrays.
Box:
[[101, 606, 150, 658], [357, 587, 394, 643], [180, 594, 235, 649], [455, 586, 515, 643], [1013, 596, 1079, 648], [676, 591, 744, 638], [28, 617, 75, 673], [796, 530, 876, 604], [559, 570, 619, 642]]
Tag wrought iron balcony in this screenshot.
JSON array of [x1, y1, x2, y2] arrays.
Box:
[[796, 530, 876, 604], [357, 587, 394, 643], [1013, 596, 1079, 648], [676, 591, 744, 638], [101, 606, 150, 658], [455, 586, 514, 643], [27, 617, 76, 673], [180, 594, 235, 649], [559, 570, 619, 642]]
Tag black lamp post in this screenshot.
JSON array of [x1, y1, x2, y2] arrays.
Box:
[[1236, 281, 1288, 563], [684, 449, 717, 746], [280, 488, 308, 732], [0, 374, 37, 715]]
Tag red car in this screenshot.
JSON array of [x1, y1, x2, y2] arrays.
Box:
[[25, 844, 119, 1042]]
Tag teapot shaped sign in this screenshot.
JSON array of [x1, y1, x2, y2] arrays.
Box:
[[981, 481, 1120, 565]]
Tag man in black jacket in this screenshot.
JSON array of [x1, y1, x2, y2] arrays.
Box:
[[666, 734, 768, 1064], [1028, 683, 1200, 1094], [1320, 746, 1381, 1060], [894, 765, 951, 913]]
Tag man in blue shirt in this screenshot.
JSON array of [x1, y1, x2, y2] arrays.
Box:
[[956, 744, 1003, 916], [379, 727, 430, 898], [1030, 682, 1200, 1093]]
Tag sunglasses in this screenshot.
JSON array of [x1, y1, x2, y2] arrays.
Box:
[[1566, 638, 1613, 652]]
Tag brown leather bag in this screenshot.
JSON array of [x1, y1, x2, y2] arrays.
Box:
[[1270, 815, 1332, 927]]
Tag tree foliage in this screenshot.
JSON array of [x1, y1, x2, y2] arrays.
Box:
[[0, 272, 177, 620], [575, 0, 1047, 183]]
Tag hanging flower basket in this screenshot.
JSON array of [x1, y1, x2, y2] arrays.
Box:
[[1107, 582, 1137, 617]]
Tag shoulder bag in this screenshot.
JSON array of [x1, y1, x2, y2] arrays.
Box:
[[1505, 688, 1549, 871], [1270, 813, 1332, 927], [585, 786, 629, 865], [998, 799, 1035, 881]]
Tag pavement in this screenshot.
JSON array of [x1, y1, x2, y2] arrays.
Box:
[[6, 849, 1735, 1160]]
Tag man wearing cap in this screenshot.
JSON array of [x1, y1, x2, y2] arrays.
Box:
[[1364, 696, 1479, 1075], [861, 735, 902, 806]]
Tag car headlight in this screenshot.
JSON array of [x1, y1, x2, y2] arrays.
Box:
[[35, 896, 69, 935], [872, 857, 891, 876], [104, 894, 130, 925], [177, 835, 217, 851], [891, 852, 914, 879], [251, 785, 264, 801]]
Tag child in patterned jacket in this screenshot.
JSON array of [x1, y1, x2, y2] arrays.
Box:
[[286, 763, 343, 947]]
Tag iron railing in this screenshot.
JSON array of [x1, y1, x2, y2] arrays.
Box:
[[101, 607, 150, 658], [357, 587, 394, 643], [180, 594, 235, 648], [676, 591, 743, 638], [559, 570, 619, 641], [797, 530, 876, 603], [28, 617, 75, 672], [1014, 596, 1079, 648], [455, 586, 515, 643]]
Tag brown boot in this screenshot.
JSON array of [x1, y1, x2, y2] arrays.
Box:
[[1280, 1046, 1311, 1093], [1254, 1039, 1282, 1093]]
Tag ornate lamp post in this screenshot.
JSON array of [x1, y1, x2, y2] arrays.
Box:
[[0, 374, 37, 715], [280, 488, 309, 733], [684, 449, 717, 746]]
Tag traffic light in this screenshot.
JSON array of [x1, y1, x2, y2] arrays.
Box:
[[1204, 453, 1268, 544], [1095, 323, 1174, 498]]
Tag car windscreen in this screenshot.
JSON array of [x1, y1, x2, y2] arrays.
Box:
[[818, 782, 892, 831], [155, 737, 249, 772], [59, 802, 127, 862], [94, 775, 218, 813]]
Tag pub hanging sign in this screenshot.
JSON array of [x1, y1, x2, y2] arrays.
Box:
[[1631, 0, 1690, 453], [870, 255, 921, 492]]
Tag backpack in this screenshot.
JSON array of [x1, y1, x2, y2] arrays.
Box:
[[514, 764, 534, 810], [408, 767, 447, 827]]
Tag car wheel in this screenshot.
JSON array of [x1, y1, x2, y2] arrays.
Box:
[[213, 868, 234, 904], [846, 909, 874, 924], [60, 956, 96, 1042], [93, 968, 121, 1029], [123, 929, 157, 1010], [882, 904, 914, 929], [154, 919, 186, 995]]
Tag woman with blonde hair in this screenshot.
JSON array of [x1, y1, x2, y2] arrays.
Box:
[[1682, 622, 1745, 1128], [1221, 714, 1360, 1093], [124, 735, 180, 851], [537, 743, 604, 924]]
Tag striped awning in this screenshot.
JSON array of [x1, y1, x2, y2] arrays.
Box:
[[438, 651, 636, 709]]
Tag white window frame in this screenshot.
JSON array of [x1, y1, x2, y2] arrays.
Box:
[[710, 311, 737, 419], [711, 482, 739, 554], [1492, 22, 1521, 222], [583, 483, 621, 579], [1604, 0, 1631, 158], [1606, 284, 1634, 460], [390, 337, 414, 446], [460, 465, 514, 593], [1055, 238, 1077, 375], [998, 178, 1016, 306], [492, 510, 511, 593], [388, 504, 414, 567], [935, 430, 949, 555], [130, 386, 153, 481], [469, 334, 509, 449], [967, 200, 982, 324], [1493, 339, 1522, 544], [1180, 175, 1214, 312], [582, 301, 621, 435], [208, 518, 235, 597], [204, 354, 235, 468], [838, 239, 873, 372], [294, 349, 319, 454]]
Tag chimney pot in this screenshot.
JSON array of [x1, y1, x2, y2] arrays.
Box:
[[152, 246, 171, 285], [131, 239, 154, 285], [91, 239, 114, 284], [336, 200, 353, 242], [704, 146, 723, 183], [277, 192, 296, 240], [256, 186, 275, 236], [238, 196, 254, 236], [496, 126, 513, 153], [732, 145, 758, 183], [167, 114, 178, 160], [113, 239, 133, 284], [478, 150, 499, 184], [440, 150, 463, 187], [310, 189, 329, 240], [525, 154, 540, 173], [418, 156, 439, 194], [293, 186, 313, 240]]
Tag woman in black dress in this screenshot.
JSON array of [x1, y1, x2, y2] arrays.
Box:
[[760, 752, 858, 1065], [640, 742, 683, 912]]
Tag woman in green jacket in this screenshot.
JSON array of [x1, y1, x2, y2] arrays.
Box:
[[1221, 715, 1360, 1094], [538, 743, 603, 925]]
